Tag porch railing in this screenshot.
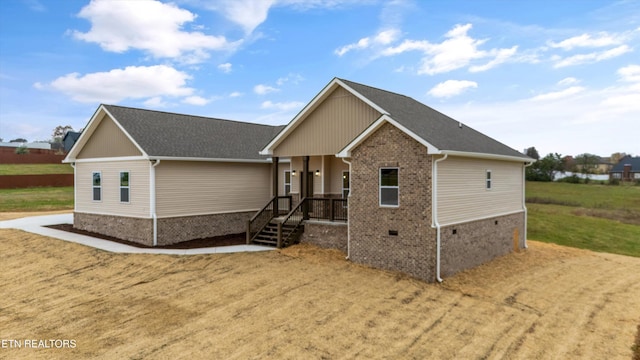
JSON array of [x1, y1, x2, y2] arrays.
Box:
[[246, 195, 292, 244], [305, 198, 348, 222]]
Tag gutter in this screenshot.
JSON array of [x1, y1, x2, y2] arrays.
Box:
[[70, 162, 77, 213], [150, 159, 161, 246], [341, 157, 352, 260], [523, 161, 534, 249], [431, 154, 448, 283]]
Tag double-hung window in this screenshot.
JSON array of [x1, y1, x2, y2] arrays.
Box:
[[379, 168, 399, 207], [284, 170, 291, 195], [92, 172, 101, 201], [486, 170, 492, 190], [120, 171, 130, 203]]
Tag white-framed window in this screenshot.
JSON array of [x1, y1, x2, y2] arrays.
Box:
[[284, 170, 291, 195], [634, 173, 640, 179], [120, 171, 130, 203], [342, 171, 350, 198], [613, 173, 622, 179], [92, 171, 101, 201], [486, 170, 492, 190], [380, 167, 399, 207]]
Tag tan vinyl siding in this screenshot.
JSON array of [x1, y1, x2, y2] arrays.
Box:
[[328, 156, 349, 194], [437, 156, 523, 225], [75, 160, 150, 217], [77, 114, 142, 159], [273, 87, 381, 157], [155, 161, 271, 217]]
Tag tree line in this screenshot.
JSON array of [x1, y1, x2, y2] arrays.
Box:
[[524, 147, 630, 182]]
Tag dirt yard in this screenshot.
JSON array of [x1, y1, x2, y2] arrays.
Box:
[[1, 226, 639, 359]]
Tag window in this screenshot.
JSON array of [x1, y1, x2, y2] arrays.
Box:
[[342, 171, 350, 198], [284, 170, 291, 195], [92, 172, 101, 201], [120, 171, 130, 203], [380, 168, 399, 207], [486, 170, 492, 190], [635, 173, 640, 179], [613, 173, 622, 179]]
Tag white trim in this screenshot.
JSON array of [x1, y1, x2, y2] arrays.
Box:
[[150, 159, 160, 246], [431, 154, 448, 283], [149, 156, 272, 163], [74, 210, 152, 219], [441, 150, 533, 163], [92, 171, 102, 202], [284, 169, 291, 195], [156, 209, 262, 219], [379, 167, 399, 208], [260, 77, 389, 155], [119, 170, 130, 204], [438, 209, 526, 228], [342, 170, 350, 199], [71, 162, 77, 212], [71, 156, 148, 163], [337, 115, 441, 158]]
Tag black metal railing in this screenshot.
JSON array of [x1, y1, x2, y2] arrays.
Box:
[[305, 198, 348, 222], [246, 195, 292, 244], [279, 197, 308, 248]]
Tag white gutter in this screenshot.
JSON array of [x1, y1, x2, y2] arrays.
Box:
[[70, 162, 77, 213], [431, 154, 448, 283], [150, 159, 161, 246], [441, 150, 532, 163], [523, 161, 534, 249], [341, 157, 352, 260]]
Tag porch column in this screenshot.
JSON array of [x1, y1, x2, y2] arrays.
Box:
[[272, 156, 279, 198], [302, 155, 309, 219]]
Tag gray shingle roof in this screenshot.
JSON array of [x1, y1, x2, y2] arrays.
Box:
[[611, 156, 640, 172], [103, 105, 284, 160], [339, 78, 531, 160]]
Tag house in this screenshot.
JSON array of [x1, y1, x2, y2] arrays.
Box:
[[65, 77, 533, 282], [609, 156, 640, 182], [63, 131, 82, 153]]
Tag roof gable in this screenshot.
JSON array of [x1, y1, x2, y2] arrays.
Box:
[[611, 156, 640, 171], [76, 113, 143, 159]]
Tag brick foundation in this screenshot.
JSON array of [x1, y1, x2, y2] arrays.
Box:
[[348, 123, 436, 282], [440, 212, 525, 277], [156, 211, 254, 246], [300, 221, 348, 253], [74, 212, 153, 245]]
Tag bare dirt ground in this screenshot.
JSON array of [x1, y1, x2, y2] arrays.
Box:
[[1, 226, 639, 359]]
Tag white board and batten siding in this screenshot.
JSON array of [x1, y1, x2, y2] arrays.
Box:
[[155, 161, 272, 218], [437, 156, 523, 225], [75, 160, 151, 218]]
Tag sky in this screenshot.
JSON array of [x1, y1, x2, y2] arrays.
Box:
[[1, 0, 639, 158]]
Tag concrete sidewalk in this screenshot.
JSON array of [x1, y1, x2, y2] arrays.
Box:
[[0, 213, 274, 255]]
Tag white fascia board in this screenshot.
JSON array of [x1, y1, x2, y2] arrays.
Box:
[[73, 156, 148, 163], [337, 115, 441, 158], [259, 77, 389, 155], [149, 156, 272, 163], [441, 150, 534, 163]]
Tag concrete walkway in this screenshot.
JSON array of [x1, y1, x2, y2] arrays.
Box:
[[0, 213, 274, 255]]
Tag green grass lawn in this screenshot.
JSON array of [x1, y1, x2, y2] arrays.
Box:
[[526, 181, 640, 257], [0, 163, 73, 175], [0, 187, 74, 212]]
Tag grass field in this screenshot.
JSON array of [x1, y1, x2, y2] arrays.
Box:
[[526, 181, 640, 257], [0, 187, 74, 212], [0, 164, 73, 175]]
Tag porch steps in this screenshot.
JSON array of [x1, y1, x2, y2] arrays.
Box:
[[252, 221, 301, 247]]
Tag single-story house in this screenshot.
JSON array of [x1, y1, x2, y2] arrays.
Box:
[[609, 156, 640, 181], [64, 77, 533, 282]]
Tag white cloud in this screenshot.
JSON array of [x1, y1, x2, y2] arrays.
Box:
[[38, 65, 194, 103], [254, 84, 279, 95], [276, 73, 305, 86], [210, 0, 276, 34], [618, 64, 640, 82], [261, 100, 305, 111], [552, 45, 631, 68], [558, 77, 580, 86], [380, 23, 517, 75], [72, 0, 236, 63], [144, 97, 168, 107], [548, 32, 624, 50], [183, 96, 210, 105], [427, 80, 478, 98], [335, 28, 400, 56], [529, 86, 585, 102], [229, 91, 243, 97], [218, 63, 232, 73]]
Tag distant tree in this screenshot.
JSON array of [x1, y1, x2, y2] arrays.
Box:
[[574, 153, 599, 180], [525, 146, 540, 160], [15, 145, 29, 155], [9, 138, 27, 143], [610, 152, 628, 164], [0, 137, 3, 142], [51, 125, 74, 144], [526, 153, 564, 181], [562, 155, 575, 172]]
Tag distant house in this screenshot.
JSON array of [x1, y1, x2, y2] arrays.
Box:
[[64, 77, 534, 282], [609, 156, 640, 182], [63, 131, 82, 153]]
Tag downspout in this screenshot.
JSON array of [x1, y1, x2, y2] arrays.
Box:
[[431, 154, 448, 283], [150, 159, 161, 246], [342, 158, 352, 260], [70, 162, 77, 213], [523, 161, 534, 249]]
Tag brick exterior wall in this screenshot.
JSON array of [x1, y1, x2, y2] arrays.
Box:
[[440, 212, 525, 277], [348, 123, 437, 282], [300, 221, 348, 253], [74, 212, 153, 245], [156, 211, 254, 245], [74, 211, 254, 246]]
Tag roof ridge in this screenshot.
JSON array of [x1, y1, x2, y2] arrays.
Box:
[[338, 78, 415, 101], [102, 104, 281, 128]]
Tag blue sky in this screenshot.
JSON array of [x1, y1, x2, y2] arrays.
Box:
[[1, 0, 639, 157]]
